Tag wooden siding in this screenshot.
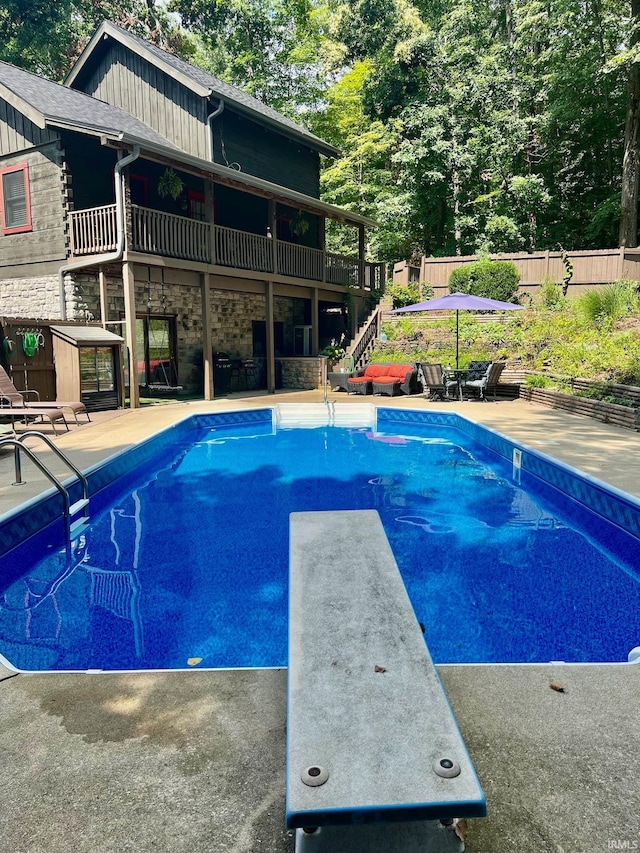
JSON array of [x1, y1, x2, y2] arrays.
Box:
[[0, 99, 57, 156], [0, 143, 67, 269], [81, 42, 208, 160], [77, 41, 321, 197], [213, 111, 320, 197]]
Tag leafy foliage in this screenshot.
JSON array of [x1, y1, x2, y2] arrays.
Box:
[[0, 0, 186, 80], [377, 297, 640, 385], [576, 281, 640, 327], [448, 258, 520, 302], [2, 0, 639, 261]]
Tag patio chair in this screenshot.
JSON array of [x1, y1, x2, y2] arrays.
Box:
[[462, 362, 506, 401], [0, 366, 89, 424], [418, 363, 450, 400]]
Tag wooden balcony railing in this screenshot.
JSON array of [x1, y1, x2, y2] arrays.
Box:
[[69, 204, 118, 256], [68, 204, 383, 291], [327, 252, 359, 287], [132, 206, 210, 263], [214, 224, 271, 272], [278, 241, 324, 281]]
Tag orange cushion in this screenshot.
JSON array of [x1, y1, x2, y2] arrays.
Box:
[[373, 376, 399, 384], [364, 364, 413, 380], [363, 364, 389, 378]]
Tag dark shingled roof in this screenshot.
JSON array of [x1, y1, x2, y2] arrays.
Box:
[[0, 60, 176, 149], [67, 21, 339, 158]]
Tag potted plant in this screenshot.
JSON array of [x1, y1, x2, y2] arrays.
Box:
[[319, 336, 347, 371]]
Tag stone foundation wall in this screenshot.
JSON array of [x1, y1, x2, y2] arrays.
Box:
[[60, 272, 312, 391], [2, 268, 319, 391], [0, 276, 62, 319], [278, 357, 324, 390]]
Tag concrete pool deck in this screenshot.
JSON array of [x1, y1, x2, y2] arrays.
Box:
[[1, 391, 639, 852]]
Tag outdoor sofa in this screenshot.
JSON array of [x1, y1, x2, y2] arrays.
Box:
[[347, 363, 420, 396]]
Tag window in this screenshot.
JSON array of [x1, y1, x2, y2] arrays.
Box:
[[1, 163, 32, 234], [130, 174, 149, 206], [252, 321, 285, 357], [79, 347, 115, 394], [188, 190, 206, 222], [277, 215, 293, 242]]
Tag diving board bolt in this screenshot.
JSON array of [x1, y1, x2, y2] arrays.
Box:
[[433, 758, 461, 779], [302, 766, 329, 786]]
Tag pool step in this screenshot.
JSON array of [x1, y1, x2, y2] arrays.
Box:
[[68, 497, 90, 541], [276, 403, 375, 429], [69, 517, 90, 539], [69, 498, 89, 517]]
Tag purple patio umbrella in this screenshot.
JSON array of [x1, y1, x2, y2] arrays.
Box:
[[390, 291, 524, 368]]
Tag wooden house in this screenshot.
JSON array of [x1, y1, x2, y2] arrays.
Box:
[[0, 21, 383, 405]]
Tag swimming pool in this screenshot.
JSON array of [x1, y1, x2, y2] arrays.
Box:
[[1, 405, 640, 671]]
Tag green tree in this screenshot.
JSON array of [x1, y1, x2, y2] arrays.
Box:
[[169, 0, 329, 114], [0, 0, 185, 80]]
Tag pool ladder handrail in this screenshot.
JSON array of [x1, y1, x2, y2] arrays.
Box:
[[0, 430, 90, 545]]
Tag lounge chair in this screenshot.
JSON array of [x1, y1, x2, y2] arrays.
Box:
[[0, 422, 17, 443], [1, 404, 69, 434], [462, 362, 506, 401], [418, 363, 450, 400], [0, 366, 89, 424]]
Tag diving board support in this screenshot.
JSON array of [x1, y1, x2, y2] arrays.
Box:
[[287, 510, 486, 853]]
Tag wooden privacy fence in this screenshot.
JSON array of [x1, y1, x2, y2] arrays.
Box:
[[394, 248, 640, 297]]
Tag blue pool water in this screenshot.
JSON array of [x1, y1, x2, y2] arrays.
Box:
[[1, 413, 640, 670]]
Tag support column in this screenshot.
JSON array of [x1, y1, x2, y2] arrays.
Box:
[[320, 217, 327, 284], [99, 267, 108, 328], [269, 199, 277, 274], [358, 224, 366, 288], [311, 288, 319, 356], [206, 179, 216, 265], [351, 295, 360, 339], [123, 260, 139, 409], [265, 279, 275, 393], [201, 272, 213, 400]]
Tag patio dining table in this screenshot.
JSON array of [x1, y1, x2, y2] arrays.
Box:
[[444, 368, 469, 401]]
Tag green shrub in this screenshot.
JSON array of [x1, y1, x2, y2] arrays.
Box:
[[387, 280, 433, 309], [448, 258, 520, 303], [525, 374, 553, 388], [387, 282, 421, 309], [538, 277, 565, 310], [576, 280, 639, 327]]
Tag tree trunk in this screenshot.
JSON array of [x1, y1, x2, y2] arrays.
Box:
[[619, 0, 640, 247]]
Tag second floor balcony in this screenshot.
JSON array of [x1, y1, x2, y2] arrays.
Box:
[[69, 203, 385, 291]]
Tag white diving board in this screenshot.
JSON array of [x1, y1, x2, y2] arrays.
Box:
[[287, 510, 486, 853]]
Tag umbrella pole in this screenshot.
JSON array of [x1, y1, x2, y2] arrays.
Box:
[[455, 310, 459, 369]]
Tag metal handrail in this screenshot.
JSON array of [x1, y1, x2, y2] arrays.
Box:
[[17, 430, 89, 498], [0, 430, 89, 545]]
